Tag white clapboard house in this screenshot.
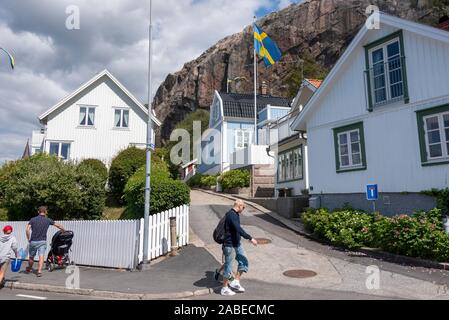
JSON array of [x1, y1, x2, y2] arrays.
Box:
[[291, 13, 449, 215], [31, 69, 161, 166]]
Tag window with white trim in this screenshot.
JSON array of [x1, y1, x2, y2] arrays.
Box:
[[235, 129, 251, 149], [333, 122, 367, 172], [337, 130, 363, 168], [79, 106, 95, 126], [114, 109, 129, 128], [49, 142, 71, 160], [423, 112, 449, 160]]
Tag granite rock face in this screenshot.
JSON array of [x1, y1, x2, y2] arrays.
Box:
[[153, 0, 446, 145]]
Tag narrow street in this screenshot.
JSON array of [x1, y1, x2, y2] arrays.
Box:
[[189, 190, 449, 300]]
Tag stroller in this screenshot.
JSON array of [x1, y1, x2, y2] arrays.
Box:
[[46, 230, 74, 272]]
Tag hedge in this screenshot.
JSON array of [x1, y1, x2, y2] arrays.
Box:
[[78, 159, 108, 184], [218, 170, 250, 190], [124, 164, 190, 218], [0, 154, 106, 220], [109, 147, 146, 203], [303, 208, 449, 262]]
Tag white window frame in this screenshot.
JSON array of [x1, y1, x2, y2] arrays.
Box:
[[368, 37, 404, 106], [79, 105, 96, 127], [337, 129, 363, 169], [48, 142, 71, 160], [114, 108, 130, 129], [277, 146, 303, 183], [423, 112, 449, 161], [235, 129, 251, 149]]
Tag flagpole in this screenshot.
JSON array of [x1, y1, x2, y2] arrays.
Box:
[[142, 0, 153, 267], [253, 16, 258, 146]]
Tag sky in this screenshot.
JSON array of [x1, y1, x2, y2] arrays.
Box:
[[0, 0, 302, 164]]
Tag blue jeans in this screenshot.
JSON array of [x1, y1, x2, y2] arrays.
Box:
[[29, 241, 47, 258], [222, 245, 249, 280]]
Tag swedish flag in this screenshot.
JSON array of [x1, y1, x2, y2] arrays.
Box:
[[253, 24, 282, 67]]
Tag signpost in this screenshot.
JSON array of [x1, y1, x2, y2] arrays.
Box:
[[366, 184, 378, 213]]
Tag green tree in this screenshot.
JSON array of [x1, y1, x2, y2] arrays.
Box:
[[1, 154, 105, 220], [286, 51, 329, 98]]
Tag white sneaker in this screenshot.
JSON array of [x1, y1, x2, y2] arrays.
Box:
[[229, 280, 245, 293], [221, 287, 236, 296]]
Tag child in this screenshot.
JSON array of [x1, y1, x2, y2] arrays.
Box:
[[0, 225, 18, 289]]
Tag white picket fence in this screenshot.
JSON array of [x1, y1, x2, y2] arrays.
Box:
[[0, 205, 190, 270], [138, 204, 189, 262]]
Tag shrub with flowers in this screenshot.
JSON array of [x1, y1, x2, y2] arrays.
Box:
[[303, 208, 449, 262]]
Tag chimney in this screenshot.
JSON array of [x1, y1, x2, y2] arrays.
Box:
[[439, 16, 449, 31], [260, 81, 268, 95]]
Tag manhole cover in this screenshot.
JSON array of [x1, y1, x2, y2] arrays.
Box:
[[255, 238, 272, 245], [283, 270, 317, 279]]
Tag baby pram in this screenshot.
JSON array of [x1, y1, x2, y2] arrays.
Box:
[[46, 230, 74, 272]]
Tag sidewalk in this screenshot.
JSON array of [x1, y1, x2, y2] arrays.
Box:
[[195, 189, 449, 271], [3, 245, 221, 299]]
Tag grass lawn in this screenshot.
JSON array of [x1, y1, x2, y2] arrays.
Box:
[[102, 206, 126, 220]]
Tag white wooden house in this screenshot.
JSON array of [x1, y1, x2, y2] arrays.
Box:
[[267, 79, 322, 197], [292, 13, 449, 215], [31, 69, 161, 166]]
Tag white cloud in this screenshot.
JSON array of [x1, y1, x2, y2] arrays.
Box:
[[0, 0, 287, 164]]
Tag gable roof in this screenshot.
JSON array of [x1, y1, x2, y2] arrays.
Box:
[[292, 12, 449, 131], [38, 69, 161, 126], [219, 92, 290, 118]]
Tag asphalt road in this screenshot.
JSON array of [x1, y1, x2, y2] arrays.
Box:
[[0, 289, 103, 300]]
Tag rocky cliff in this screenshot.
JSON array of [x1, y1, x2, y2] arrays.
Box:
[[153, 0, 448, 145]]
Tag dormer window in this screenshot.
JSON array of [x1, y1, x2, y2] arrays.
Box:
[[365, 30, 409, 111]]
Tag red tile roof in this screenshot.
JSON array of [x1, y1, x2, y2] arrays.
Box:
[[306, 79, 323, 88]]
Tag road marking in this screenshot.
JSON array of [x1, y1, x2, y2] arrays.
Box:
[[16, 294, 47, 300]]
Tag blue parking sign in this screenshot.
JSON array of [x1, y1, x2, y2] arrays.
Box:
[[367, 185, 378, 201]]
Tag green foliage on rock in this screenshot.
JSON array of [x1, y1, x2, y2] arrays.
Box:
[[286, 51, 329, 98], [303, 208, 449, 262], [218, 170, 250, 190], [0, 154, 106, 221], [78, 159, 108, 184], [109, 147, 146, 203]]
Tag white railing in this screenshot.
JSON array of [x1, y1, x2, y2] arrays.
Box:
[[138, 204, 189, 262], [230, 144, 274, 170], [0, 204, 190, 270]]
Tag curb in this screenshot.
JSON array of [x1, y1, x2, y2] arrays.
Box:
[[5, 281, 216, 300], [196, 189, 449, 271]]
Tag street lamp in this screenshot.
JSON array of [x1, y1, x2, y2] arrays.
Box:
[[142, 0, 154, 269]]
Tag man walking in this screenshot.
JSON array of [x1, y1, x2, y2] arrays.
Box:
[[221, 199, 257, 296], [0, 226, 18, 289], [26, 206, 64, 277]]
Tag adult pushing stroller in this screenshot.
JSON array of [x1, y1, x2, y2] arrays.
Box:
[[46, 230, 74, 272]]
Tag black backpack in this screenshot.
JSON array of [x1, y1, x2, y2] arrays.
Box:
[[213, 215, 227, 244]]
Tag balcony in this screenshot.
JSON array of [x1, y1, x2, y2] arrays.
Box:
[[365, 56, 408, 109], [230, 144, 274, 170]]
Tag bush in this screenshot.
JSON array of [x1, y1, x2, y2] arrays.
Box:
[[124, 166, 190, 218], [109, 147, 146, 203], [423, 188, 449, 215], [78, 159, 108, 184], [303, 207, 449, 261], [187, 173, 204, 188], [1, 154, 106, 220], [219, 170, 250, 190], [200, 175, 217, 188]]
